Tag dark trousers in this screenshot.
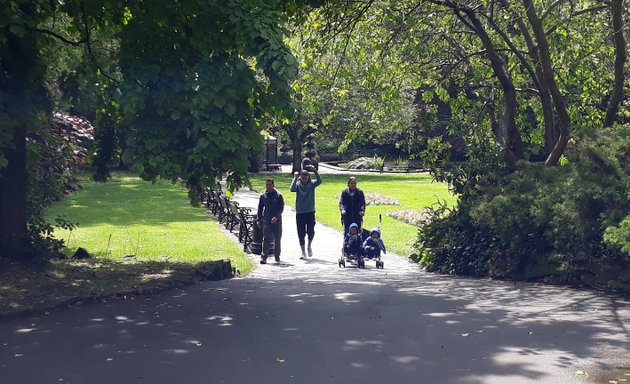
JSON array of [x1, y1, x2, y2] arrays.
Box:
[[296, 212, 315, 246], [262, 221, 282, 260]]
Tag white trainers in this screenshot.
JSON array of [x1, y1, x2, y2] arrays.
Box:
[[307, 247, 313, 257], [300, 254, 307, 260]]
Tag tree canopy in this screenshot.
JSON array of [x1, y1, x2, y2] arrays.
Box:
[[0, 0, 313, 258], [1, 0, 628, 291], [295, 0, 627, 174]]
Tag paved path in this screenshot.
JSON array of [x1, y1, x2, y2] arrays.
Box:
[[1, 185, 629, 383]]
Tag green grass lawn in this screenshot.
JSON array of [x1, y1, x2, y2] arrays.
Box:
[[248, 172, 453, 256], [1, 172, 253, 316], [49, 172, 252, 273]]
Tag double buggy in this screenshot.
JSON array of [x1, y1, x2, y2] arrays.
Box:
[[338, 223, 385, 269]]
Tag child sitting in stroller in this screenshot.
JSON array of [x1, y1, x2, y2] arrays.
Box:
[[363, 227, 386, 259], [343, 222, 364, 258]]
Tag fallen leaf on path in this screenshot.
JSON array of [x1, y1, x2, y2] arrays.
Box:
[[575, 370, 589, 377]]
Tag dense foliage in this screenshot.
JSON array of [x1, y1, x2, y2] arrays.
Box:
[[115, 1, 301, 199], [415, 125, 630, 291], [1, 0, 313, 259]]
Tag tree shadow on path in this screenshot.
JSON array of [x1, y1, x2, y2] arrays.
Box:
[[1, 271, 628, 384]]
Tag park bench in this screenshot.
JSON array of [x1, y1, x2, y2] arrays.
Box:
[[226, 200, 242, 232], [265, 163, 282, 171], [216, 194, 231, 224], [382, 161, 412, 173], [202, 187, 221, 216], [200, 186, 258, 253], [236, 207, 257, 252]]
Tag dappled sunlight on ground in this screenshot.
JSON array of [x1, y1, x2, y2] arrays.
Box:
[[0, 178, 628, 384]]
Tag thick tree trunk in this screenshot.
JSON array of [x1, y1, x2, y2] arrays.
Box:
[[282, 122, 316, 174], [283, 124, 303, 173], [602, 0, 626, 128], [0, 126, 28, 259], [1, 11, 51, 259], [292, 142, 303, 173]]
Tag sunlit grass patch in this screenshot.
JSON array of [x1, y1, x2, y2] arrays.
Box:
[[49, 172, 251, 273], [0, 172, 254, 317]]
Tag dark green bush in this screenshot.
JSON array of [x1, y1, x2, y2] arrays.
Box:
[[416, 125, 630, 292], [413, 198, 496, 277]]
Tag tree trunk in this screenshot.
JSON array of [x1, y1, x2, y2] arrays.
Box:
[[461, 8, 524, 170], [0, 126, 28, 259], [1, 19, 44, 259], [511, 15, 557, 156], [292, 142, 303, 173], [522, 0, 571, 166], [602, 0, 626, 128]]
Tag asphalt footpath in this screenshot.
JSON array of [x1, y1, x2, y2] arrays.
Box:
[[0, 171, 629, 384]]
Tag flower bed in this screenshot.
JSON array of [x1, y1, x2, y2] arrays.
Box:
[[387, 209, 431, 227], [365, 192, 400, 206], [337, 192, 399, 206]]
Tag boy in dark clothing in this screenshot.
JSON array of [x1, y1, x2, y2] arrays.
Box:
[[363, 227, 386, 259], [343, 222, 363, 257], [257, 179, 284, 264]]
